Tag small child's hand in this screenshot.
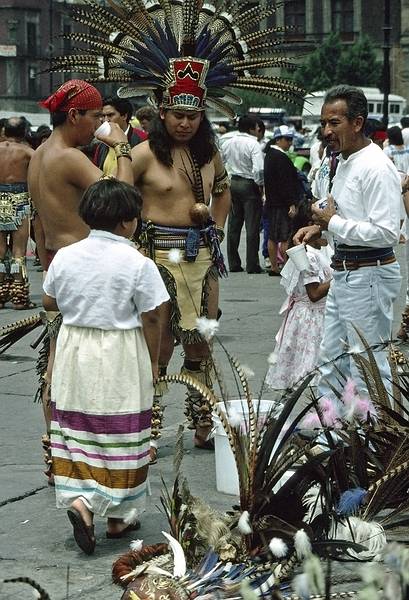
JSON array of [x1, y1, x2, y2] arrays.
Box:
[[151, 363, 159, 380]]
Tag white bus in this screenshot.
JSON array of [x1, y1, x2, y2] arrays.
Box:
[[302, 87, 407, 127]]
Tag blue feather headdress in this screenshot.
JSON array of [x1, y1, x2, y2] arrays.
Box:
[[47, 0, 305, 117]]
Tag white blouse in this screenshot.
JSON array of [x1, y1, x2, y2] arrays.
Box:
[[43, 230, 169, 330]]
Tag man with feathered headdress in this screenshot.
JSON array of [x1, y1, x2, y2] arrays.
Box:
[[46, 0, 304, 459]]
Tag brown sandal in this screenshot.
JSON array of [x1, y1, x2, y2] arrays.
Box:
[[67, 507, 95, 555]]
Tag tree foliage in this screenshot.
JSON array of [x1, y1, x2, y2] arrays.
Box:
[[295, 34, 382, 93]]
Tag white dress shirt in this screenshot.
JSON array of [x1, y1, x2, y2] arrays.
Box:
[[328, 142, 401, 247], [219, 132, 264, 185], [43, 230, 169, 330]]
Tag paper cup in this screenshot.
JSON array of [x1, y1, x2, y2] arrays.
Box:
[[95, 121, 111, 138], [286, 244, 310, 271]]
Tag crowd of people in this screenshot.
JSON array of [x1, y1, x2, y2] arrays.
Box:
[[0, 81, 406, 557]]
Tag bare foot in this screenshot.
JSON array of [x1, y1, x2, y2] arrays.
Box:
[[106, 517, 141, 538], [149, 446, 158, 465], [194, 425, 214, 449]]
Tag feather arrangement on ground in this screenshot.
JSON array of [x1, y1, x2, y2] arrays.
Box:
[[110, 338, 409, 598]]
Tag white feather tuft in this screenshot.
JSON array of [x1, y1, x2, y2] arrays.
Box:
[[32, 591, 41, 599], [334, 517, 386, 560], [130, 539, 143, 551], [294, 529, 312, 559], [162, 531, 187, 577], [228, 406, 242, 428], [269, 537, 288, 558], [240, 364, 255, 379], [168, 248, 182, 264], [123, 508, 139, 525], [238, 511, 252, 534], [293, 573, 310, 600], [196, 317, 219, 341], [267, 352, 277, 365], [303, 485, 323, 522]]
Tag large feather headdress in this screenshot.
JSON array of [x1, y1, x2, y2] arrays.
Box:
[[48, 0, 305, 117]]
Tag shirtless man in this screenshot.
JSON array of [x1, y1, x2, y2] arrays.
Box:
[[132, 106, 230, 459], [0, 117, 34, 309], [27, 79, 133, 482]]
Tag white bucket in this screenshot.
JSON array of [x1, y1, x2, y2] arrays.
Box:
[[213, 399, 274, 495]]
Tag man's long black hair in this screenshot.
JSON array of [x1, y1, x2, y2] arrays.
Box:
[[148, 112, 217, 168]]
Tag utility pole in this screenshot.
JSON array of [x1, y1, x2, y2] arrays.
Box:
[[382, 0, 391, 128], [49, 0, 53, 95]]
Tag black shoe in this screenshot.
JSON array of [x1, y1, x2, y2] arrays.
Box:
[[247, 267, 264, 274], [230, 266, 244, 272], [268, 270, 281, 277]]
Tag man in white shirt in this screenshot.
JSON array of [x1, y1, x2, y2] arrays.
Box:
[[294, 85, 401, 399], [400, 116, 409, 147], [221, 115, 264, 273]]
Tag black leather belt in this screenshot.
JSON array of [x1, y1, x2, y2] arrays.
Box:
[[331, 255, 396, 271]]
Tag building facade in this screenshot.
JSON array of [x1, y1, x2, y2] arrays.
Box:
[[0, 0, 82, 114], [272, 0, 409, 100]]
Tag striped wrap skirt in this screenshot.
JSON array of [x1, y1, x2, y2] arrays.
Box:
[[50, 324, 153, 518]]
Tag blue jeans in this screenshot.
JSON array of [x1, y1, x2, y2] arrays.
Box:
[[318, 262, 401, 399]]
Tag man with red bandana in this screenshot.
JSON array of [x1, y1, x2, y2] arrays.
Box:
[[28, 79, 133, 483]]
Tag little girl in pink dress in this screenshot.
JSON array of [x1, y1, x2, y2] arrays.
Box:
[[266, 243, 332, 390]]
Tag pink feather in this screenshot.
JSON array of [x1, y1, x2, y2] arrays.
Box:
[[355, 397, 378, 422], [341, 377, 358, 407], [301, 413, 321, 429], [319, 397, 341, 427]]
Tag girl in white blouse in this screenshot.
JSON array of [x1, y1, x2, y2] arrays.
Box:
[[42, 179, 169, 554]]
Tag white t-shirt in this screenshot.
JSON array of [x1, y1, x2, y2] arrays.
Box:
[[383, 144, 409, 175], [328, 142, 401, 247], [43, 230, 169, 330], [219, 132, 264, 185]]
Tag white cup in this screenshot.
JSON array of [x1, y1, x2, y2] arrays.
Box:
[[286, 244, 310, 271], [95, 121, 111, 138]]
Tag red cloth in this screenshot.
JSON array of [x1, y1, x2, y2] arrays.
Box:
[[133, 127, 148, 141], [372, 130, 387, 142], [40, 79, 102, 113]]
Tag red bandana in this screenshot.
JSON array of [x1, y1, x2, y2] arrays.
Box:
[[39, 79, 102, 113]]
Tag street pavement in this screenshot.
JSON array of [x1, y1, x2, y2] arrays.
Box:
[[0, 240, 407, 599]]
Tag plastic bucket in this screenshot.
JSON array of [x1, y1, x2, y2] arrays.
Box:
[[213, 399, 274, 495]]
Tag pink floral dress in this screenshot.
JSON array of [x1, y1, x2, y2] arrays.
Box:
[[266, 246, 332, 390]]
